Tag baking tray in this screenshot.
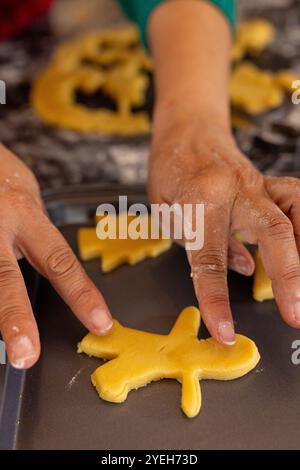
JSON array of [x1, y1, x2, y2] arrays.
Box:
[[0, 184, 300, 450]]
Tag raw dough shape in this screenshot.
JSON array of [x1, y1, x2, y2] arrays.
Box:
[[78, 306, 260, 418], [253, 250, 273, 302], [231, 111, 250, 129], [275, 70, 300, 94], [31, 26, 152, 135], [230, 62, 284, 114], [232, 19, 275, 62], [78, 213, 172, 272]]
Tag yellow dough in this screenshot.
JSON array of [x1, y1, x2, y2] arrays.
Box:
[[230, 62, 284, 114], [253, 250, 273, 302], [230, 62, 299, 115], [232, 19, 275, 62], [78, 306, 260, 418], [78, 213, 172, 272], [31, 26, 152, 135], [231, 112, 250, 129], [275, 70, 300, 94]]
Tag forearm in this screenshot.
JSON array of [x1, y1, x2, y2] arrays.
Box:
[[148, 0, 233, 137]]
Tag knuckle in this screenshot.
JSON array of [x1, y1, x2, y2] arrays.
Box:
[[0, 257, 19, 286], [262, 214, 293, 240], [280, 176, 300, 188], [68, 281, 93, 306], [4, 189, 31, 209], [200, 289, 228, 307], [0, 307, 27, 329], [0, 190, 39, 224], [236, 167, 263, 187], [45, 246, 77, 278], [280, 264, 300, 283], [266, 176, 300, 200], [192, 246, 226, 276]]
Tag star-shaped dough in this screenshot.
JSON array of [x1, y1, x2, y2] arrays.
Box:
[[78, 306, 260, 418], [253, 250, 273, 302], [77, 213, 172, 272]]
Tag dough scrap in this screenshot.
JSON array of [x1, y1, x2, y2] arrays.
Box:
[[230, 62, 284, 114], [275, 70, 300, 94], [232, 19, 275, 62], [253, 250, 273, 302], [78, 306, 260, 418], [230, 62, 299, 115], [31, 26, 152, 135], [78, 213, 172, 272]]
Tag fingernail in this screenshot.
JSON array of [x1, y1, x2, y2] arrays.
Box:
[[90, 308, 113, 334], [10, 335, 36, 369], [294, 302, 300, 324], [218, 321, 235, 345], [230, 256, 252, 276]]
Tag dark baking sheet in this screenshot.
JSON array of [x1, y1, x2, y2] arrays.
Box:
[[1, 185, 300, 450]]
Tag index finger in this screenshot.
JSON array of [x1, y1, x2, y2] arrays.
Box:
[[253, 199, 300, 328], [0, 239, 40, 369], [18, 213, 113, 335], [187, 205, 235, 345]]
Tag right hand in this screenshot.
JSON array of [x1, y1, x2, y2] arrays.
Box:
[[0, 144, 112, 369], [148, 115, 300, 345]]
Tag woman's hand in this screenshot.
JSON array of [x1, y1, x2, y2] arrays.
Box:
[[148, 0, 300, 344], [148, 117, 300, 345], [0, 144, 112, 369]]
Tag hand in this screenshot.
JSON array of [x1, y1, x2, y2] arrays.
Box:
[[0, 144, 112, 369], [148, 116, 300, 345]]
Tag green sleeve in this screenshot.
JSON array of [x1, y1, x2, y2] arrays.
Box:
[[117, 0, 236, 49]]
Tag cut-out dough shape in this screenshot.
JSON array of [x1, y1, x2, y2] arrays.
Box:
[[231, 112, 250, 129], [31, 26, 152, 135], [230, 62, 298, 115], [78, 213, 172, 272], [78, 306, 260, 418], [253, 250, 273, 302], [232, 19, 275, 62], [275, 70, 300, 94], [230, 62, 284, 114]]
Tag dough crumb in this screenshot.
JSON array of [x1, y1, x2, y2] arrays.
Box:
[[66, 368, 83, 390]]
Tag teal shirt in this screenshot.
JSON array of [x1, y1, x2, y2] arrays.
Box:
[[117, 0, 236, 48]]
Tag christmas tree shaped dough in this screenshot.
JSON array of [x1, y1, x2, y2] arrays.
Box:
[[78, 213, 172, 272], [78, 306, 260, 418], [253, 250, 274, 301]]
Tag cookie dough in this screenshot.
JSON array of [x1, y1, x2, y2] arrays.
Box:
[[253, 250, 273, 302], [78, 306, 260, 418], [230, 62, 284, 114], [275, 70, 300, 94], [232, 19, 275, 62], [78, 213, 172, 272], [31, 26, 152, 135]]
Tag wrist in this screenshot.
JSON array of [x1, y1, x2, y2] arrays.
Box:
[[152, 100, 233, 143]]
